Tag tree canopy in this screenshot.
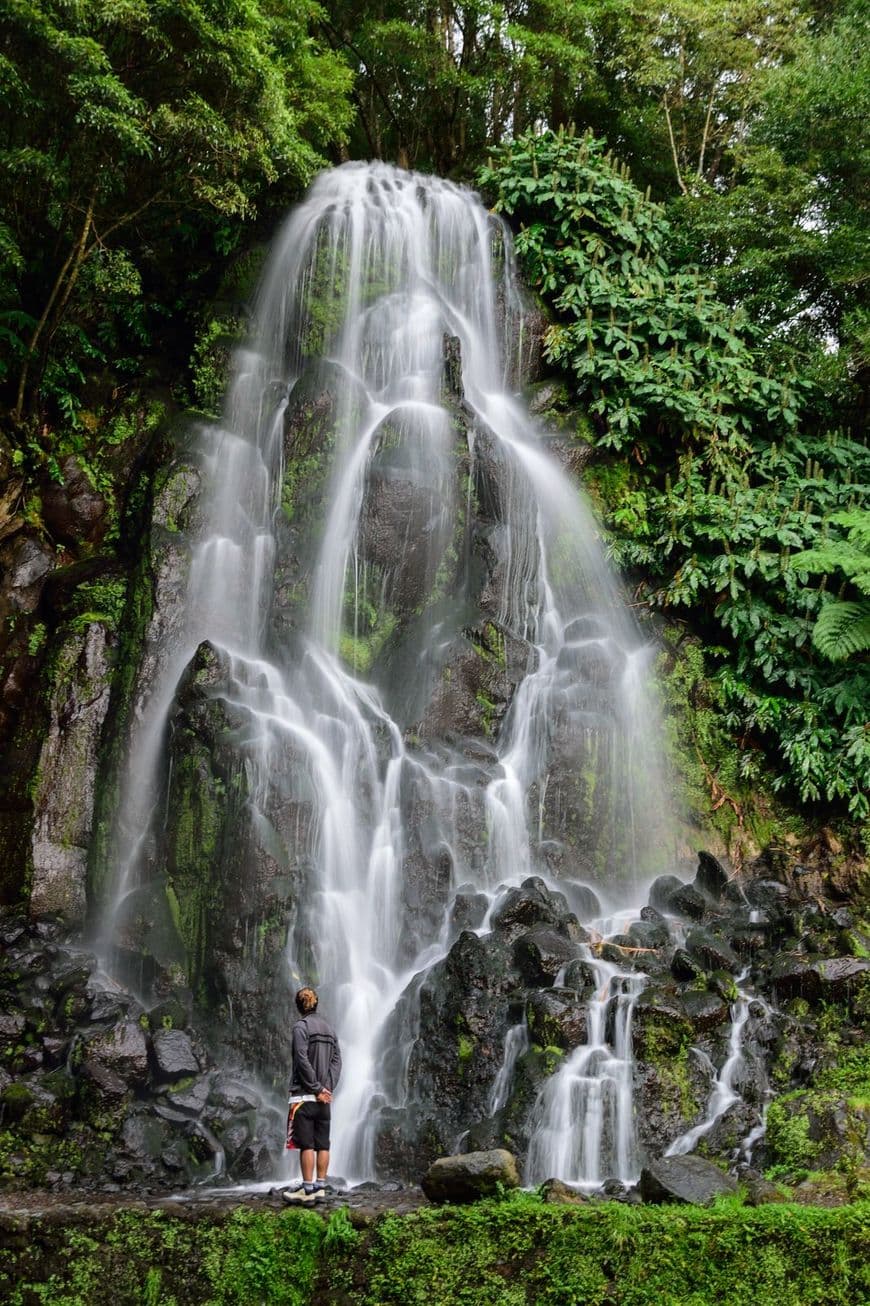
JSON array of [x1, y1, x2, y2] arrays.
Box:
[[0, 0, 866, 839]]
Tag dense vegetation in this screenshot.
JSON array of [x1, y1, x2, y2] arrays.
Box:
[[2, 1196, 869, 1305], [0, 0, 867, 850], [481, 128, 869, 831]]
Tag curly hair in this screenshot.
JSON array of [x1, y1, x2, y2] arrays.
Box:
[[295, 986, 318, 1014]]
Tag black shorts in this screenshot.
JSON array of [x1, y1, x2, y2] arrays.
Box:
[[288, 1100, 331, 1151]]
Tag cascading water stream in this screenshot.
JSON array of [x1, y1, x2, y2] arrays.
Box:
[[666, 970, 752, 1158], [101, 162, 675, 1185]]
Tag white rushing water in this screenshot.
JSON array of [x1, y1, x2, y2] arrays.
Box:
[[665, 971, 752, 1158], [103, 163, 674, 1184]]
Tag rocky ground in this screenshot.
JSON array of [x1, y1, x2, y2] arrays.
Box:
[[2, 848, 867, 1202]]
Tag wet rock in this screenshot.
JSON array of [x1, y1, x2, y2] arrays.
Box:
[[0, 534, 55, 614], [82, 1020, 149, 1097], [0, 1011, 26, 1047], [628, 918, 670, 950], [30, 622, 114, 926], [745, 878, 792, 914], [165, 1076, 211, 1117], [639, 1155, 737, 1205], [119, 1112, 172, 1175], [422, 1148, 519, 1203], [416, 626, 521, 745], [88, 987, 139, 1025], [217, 1117, 253, 1162], [357, 427, 456, 614], [41, 455, 108, 545], [813, 957, 870, 1002], [539, 1177, 587, 1204], [681, 989, 730, 1034], [231, 1135, 274, 1181], [668, 885, 708, 922], [743, 1174, 788, 1206], [450, 887, 489, 935], [151, 1029, 201, 1081], [632, 992, 693, 1059], [649, 875, 684, 914], [207, 1076, 261, 1116], [559, 914, 589, 945], [671, 949, 705, 982], [147, 997, 191, 1033], [685, 928, 740, 975], [562, 958, 597, 996], [514, 928, 578, 987], [491, 878, 565, 937], [768, 955, 819, 1003], [560, 882, 601, 922], [693, 851, 729, 902], [526, 988, 588, 1050]]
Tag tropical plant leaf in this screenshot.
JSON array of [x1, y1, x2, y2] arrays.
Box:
[[811, 600, 870, 663]]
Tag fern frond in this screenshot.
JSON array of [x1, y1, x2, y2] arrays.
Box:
[[830, 509, 870, 550], [811, 600, 870, 662], [792, 541, 869, 579]]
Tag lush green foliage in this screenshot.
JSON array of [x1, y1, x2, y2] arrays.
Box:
[[481, 128, 869, 825], [793, 510, 870, 663], [323, 0, 810, 191], [0, 0, 352, 425], [3, 1198, 869, 1305], [481, 128, 799, 461]]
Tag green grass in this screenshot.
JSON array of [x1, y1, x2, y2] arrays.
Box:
[[2, 1195, 870, 1306]]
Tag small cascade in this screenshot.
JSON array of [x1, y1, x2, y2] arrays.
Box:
[[489, 1022, 530, 1114], [525, 951, 645, 1190], [666, 973, 751, 1158], [99, 162, 676, 1183]]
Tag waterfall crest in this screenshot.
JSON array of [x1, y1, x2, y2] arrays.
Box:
[[101, 162, 676, 1185]]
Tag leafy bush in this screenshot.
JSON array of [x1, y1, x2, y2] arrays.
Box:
[[480, 129, 870, 829]]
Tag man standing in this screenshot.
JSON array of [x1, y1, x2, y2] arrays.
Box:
[[283, 986, 342, 1204]]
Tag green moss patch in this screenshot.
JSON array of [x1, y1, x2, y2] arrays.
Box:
[[2, 1197, 869, 1305]]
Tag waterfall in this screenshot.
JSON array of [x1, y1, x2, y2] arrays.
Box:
[[100, 162, 674, 1184]]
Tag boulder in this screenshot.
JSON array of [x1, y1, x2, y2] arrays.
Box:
[[422, 1148, 519, 1203], [41, 455, 108, 545], [649, 876, 684, 914], [685, 928, 740, 975], [514, 928, 578, 986], [668, 885, 708, 922], [539, 1177, 587, 1204], [693, 851, 729, 902], [628, 918, 670, 950], [671, 948, 705, 982], [491, 878, 564, 937], [450, 888, 489, 935], [768, 955, 819, 1003], [745, 878, 792, 914], [560, 882, 602, 922], [562, 958, 598, 996], [743, 1174, 789, 1206], [526, 988, 588, 1050], [639, 1155, 737, 1205], [30, 622, 114, 926], [151, 1029, 201, 1081], [82, 1020, 150, 1097], [813, 957, 870, 1002], [681, 989, 730, 1034]]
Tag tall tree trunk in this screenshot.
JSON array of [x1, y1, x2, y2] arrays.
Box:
[[13, 193, 95, 421]]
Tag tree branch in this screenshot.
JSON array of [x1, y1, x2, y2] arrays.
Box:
[[14, 192, 95, 420], [664, 96, 688, 194]]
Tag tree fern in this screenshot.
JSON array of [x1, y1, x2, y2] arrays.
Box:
[[811, 600, 870, 662]]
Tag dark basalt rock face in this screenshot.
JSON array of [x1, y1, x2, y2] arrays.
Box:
[[640, 1155, 738, 1205], [421, 1147, 519, 1202], [0, 908, 281, 1192]]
